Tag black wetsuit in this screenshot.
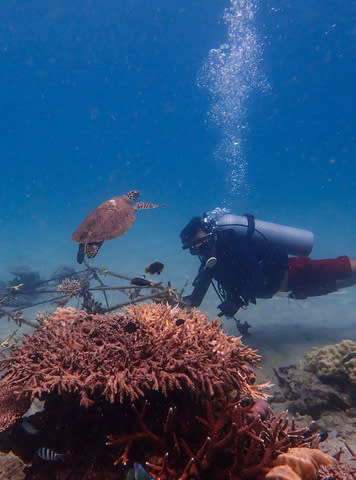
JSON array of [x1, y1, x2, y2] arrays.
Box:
[[187, 228, 288, 313]]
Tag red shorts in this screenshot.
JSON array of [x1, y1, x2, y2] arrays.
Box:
[[287, 255, 352, 299]]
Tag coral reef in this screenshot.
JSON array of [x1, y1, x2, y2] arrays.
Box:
[[270, 342, 356, 472], [56, 278, 82, 296], [271, 340, 356, 419], [0, 304, 263, 430], [271, 365, 351, 419], [0, 390, 317, 480], [107, 399, 318, 480], [265, 447, 337, 480], [0, 304, 349, 479], [302, 339, 356, 387]]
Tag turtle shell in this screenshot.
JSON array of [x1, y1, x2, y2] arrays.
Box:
[[72, 195, 136, 244]]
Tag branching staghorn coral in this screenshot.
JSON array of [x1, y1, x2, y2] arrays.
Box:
[[0, 303, 264, 431], [57, 278, 83, 296], [106, 399, 317, 480]]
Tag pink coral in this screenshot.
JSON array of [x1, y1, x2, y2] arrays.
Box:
[[0, 386, 30, 433], [0, 304, 343, 480], [0, 304, 263, 431]]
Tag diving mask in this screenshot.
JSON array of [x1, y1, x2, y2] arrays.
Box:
[[188, 233, 215, 255]]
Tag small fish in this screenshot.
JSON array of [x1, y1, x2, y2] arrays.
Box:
[[145, 261, 164, 275], [126, 463, 153, 480], [67, 339, 74, 350], [124, 321, 138, 333], [130, 277, 154, 287], [22, 419, 40, 435], [341, 352, 356, 364], [1, 329, 18, 348], [318, 431, 328, 442], [10, 283, 24, 292], [36, 447, 65, 462]]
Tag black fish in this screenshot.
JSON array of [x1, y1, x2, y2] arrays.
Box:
[[124, 321, 138, 333], [130, 277, 155, 287], [145, 261, 164, 275]]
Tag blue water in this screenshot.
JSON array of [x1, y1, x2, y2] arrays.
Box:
[[0, 0, 355, 354]]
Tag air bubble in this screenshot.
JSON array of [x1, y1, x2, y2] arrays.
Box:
[[197, 0, 269, 197]]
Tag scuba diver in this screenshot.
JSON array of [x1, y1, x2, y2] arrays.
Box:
[[180, 210, 356, 324]]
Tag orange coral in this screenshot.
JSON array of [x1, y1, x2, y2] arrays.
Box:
[[266, 465, 301, 480], [0, 303, 263, 431], [265, 447, 337, 480]]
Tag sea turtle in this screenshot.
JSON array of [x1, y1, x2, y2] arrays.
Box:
[[72, 190, 164, 264]]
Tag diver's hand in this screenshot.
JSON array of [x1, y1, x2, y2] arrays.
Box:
[[182, 295, 193, 306], [218, 297, 246, 317], [178, 296, 194, 310]]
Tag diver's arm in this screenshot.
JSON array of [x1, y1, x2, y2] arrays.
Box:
[[217, 242, 263, 318], [183, 266, 213, 307], [215, 239, 263, 318]]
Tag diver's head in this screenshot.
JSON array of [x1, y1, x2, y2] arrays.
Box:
[[180, 216, 216, 256]]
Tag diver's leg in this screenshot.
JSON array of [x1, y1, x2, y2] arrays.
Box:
[[285, 256, 355, 298], [276, 256, 356, 297], [336, 257, 356, 288]]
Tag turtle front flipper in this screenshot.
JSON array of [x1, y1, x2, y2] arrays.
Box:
[[77, 243, 86, 264], [133, 202, 166, 211], [85, 241, 104, 259]]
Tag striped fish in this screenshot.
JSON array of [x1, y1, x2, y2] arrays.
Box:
[[36, 447, 65, 462], [342, 352, 356, 364]]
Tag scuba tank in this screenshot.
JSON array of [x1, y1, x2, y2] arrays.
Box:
[[215, 214, 314, 256]]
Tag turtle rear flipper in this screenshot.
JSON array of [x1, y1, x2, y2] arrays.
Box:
[[77, 243, 86, 264], [86, 241, 104, 259], [133, 202, 166, 211]]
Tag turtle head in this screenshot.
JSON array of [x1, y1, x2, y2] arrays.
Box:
[[126, 190, 140, 202]]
